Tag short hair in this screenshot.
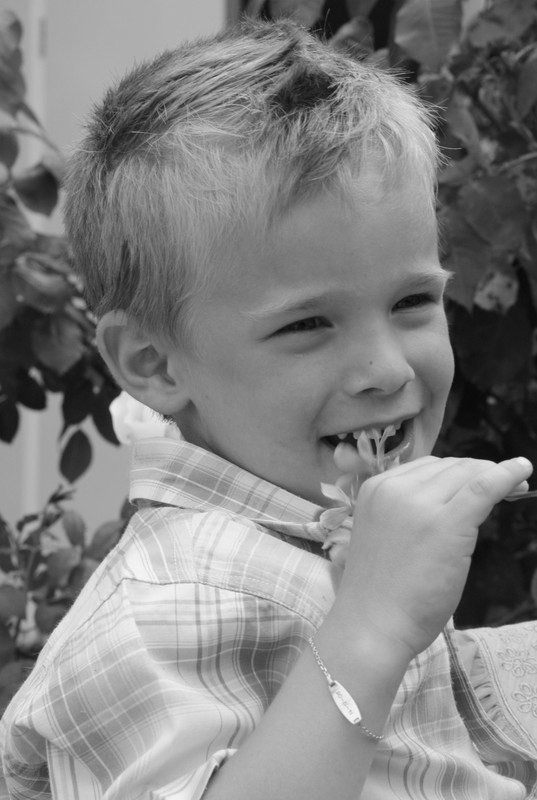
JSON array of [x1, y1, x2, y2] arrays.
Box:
[[64, 18, 440, 343]]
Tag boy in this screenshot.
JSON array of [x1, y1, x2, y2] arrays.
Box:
[[2, 19, 537, 800]]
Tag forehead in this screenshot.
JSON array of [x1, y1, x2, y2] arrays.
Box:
[[217, 173, 438, 295]]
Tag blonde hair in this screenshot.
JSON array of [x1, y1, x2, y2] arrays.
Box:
[[64, 18, 439, 342]]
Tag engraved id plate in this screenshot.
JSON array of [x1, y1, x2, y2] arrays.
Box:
[[328, 680, 362, 725]]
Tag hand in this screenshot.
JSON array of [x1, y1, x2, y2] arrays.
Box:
[[333, 455, 532, 661]]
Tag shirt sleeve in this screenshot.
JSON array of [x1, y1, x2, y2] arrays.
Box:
[[2, 577, 308, 800], [47, 741, 235, 800], [446, 620, 537, 791]]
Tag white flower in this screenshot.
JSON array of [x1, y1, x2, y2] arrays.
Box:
[[110, 392, 182, 444], [319, 431, 400, 566], [474, 270, 518, 314], [319, 481, 355, 566]]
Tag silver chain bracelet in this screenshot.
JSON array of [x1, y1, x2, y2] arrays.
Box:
[[308, 636, 385, 742]]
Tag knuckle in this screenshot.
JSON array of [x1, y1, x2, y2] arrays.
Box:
[[468, 473, 493, 497]]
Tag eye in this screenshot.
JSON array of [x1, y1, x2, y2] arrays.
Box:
[[274, 316, 331, 335], [394, 292, 437, 311]]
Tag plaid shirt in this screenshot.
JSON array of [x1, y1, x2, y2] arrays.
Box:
[[1, 439, 537, 799]]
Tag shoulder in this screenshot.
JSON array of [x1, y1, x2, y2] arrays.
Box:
[[119, 505, 335, 621], [28, 505, 335, 669]]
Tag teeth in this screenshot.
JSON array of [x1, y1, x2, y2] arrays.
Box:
[[349, 421, 403, 441], [337, 433, 347, 440]]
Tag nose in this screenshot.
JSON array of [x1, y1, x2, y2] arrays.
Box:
[[341, 329, 416, 396]]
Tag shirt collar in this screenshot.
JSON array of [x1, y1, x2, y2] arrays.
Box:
[[129, 438, 332, 544]]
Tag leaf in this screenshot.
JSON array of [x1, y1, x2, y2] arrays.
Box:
[[86, 520, 124, 561], [12, 252, 74, 313], [0, 585, 25, 620], [438, 205, 491, 309], [0, 660, 31, 715], [61, 378, 94, 426], [444, 89, 484, 163], [243, 0, 266, 16], [120, 497, 136, 521], [0, 270, 17, 330], [344, 0, 379, 15], [34, 598, 71, 634], [31, 314, 85, 375], [0, 11, 25, 117], [267, 0, 326, 26], [0, 516, 15, 572], [438, 155, 477, 187], [466, 0, 537, 49], [395, 0, 463, 73], [67, 557, 99, 596], [0, 192, 36, 266], [0, 315, 36, 372], [91, 385, 121, 445], [62, 509, 86, 547], [16, 371, 46, 410], [46, 547, 81, 588], [18, 100, 41, 127], [330, 15, 375, 58], [48, 485, 76, 505], [530, 567, 537, 605], [0, 12, 22, 55], [449, 292, 533, 391], [13, 162, 59, 216], [0, 400, 18, 442], [33, 232, 72, 263], [0, 127, 18, 168], [516, 52, 537, 120], [60, 429, 92, 482], [457, 176, 527, 251], [0, 620, 14, 668]]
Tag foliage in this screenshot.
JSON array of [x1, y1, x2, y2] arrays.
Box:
[[0, 487, 131, 713], [0, 10, 120, 483], [245, 0, 537, 626]]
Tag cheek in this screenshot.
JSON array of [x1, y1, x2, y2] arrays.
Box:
[[427, 338, 455, 406]]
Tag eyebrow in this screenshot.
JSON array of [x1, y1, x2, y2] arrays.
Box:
[[242, 296, 325, 322], [242, 268, 451, 322]]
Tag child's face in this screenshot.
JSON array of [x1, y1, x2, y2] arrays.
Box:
[[173, 172, 454, 504]]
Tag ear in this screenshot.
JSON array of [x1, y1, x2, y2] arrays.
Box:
[[96, 310, 191, 416]]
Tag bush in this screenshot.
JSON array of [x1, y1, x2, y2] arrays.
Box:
[[0, 10, 123, 712], [0, 11, 120, 482], [0, 488, 132, 713]]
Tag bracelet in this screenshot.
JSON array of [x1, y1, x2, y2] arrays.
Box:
[[307, 636, 385, 742]]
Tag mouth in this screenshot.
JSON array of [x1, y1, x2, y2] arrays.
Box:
[[322, 418, 413, 458]]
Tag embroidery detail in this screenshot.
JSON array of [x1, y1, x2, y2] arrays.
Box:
[[499, 647, 537, 677], [512, 682, 537, 717]]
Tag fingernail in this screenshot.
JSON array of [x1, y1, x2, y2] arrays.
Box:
[[515, 456, 533, 469]]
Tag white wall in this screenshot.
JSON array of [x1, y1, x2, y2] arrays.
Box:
[[0, 0, 227, 534]]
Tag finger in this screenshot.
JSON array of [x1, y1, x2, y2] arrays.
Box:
[[358, 455, 452, 488], [507, 479, 530, 497], [448, 457, 533, 519]]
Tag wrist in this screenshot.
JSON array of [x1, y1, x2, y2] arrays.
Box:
[[314, 610, 412, 694]]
